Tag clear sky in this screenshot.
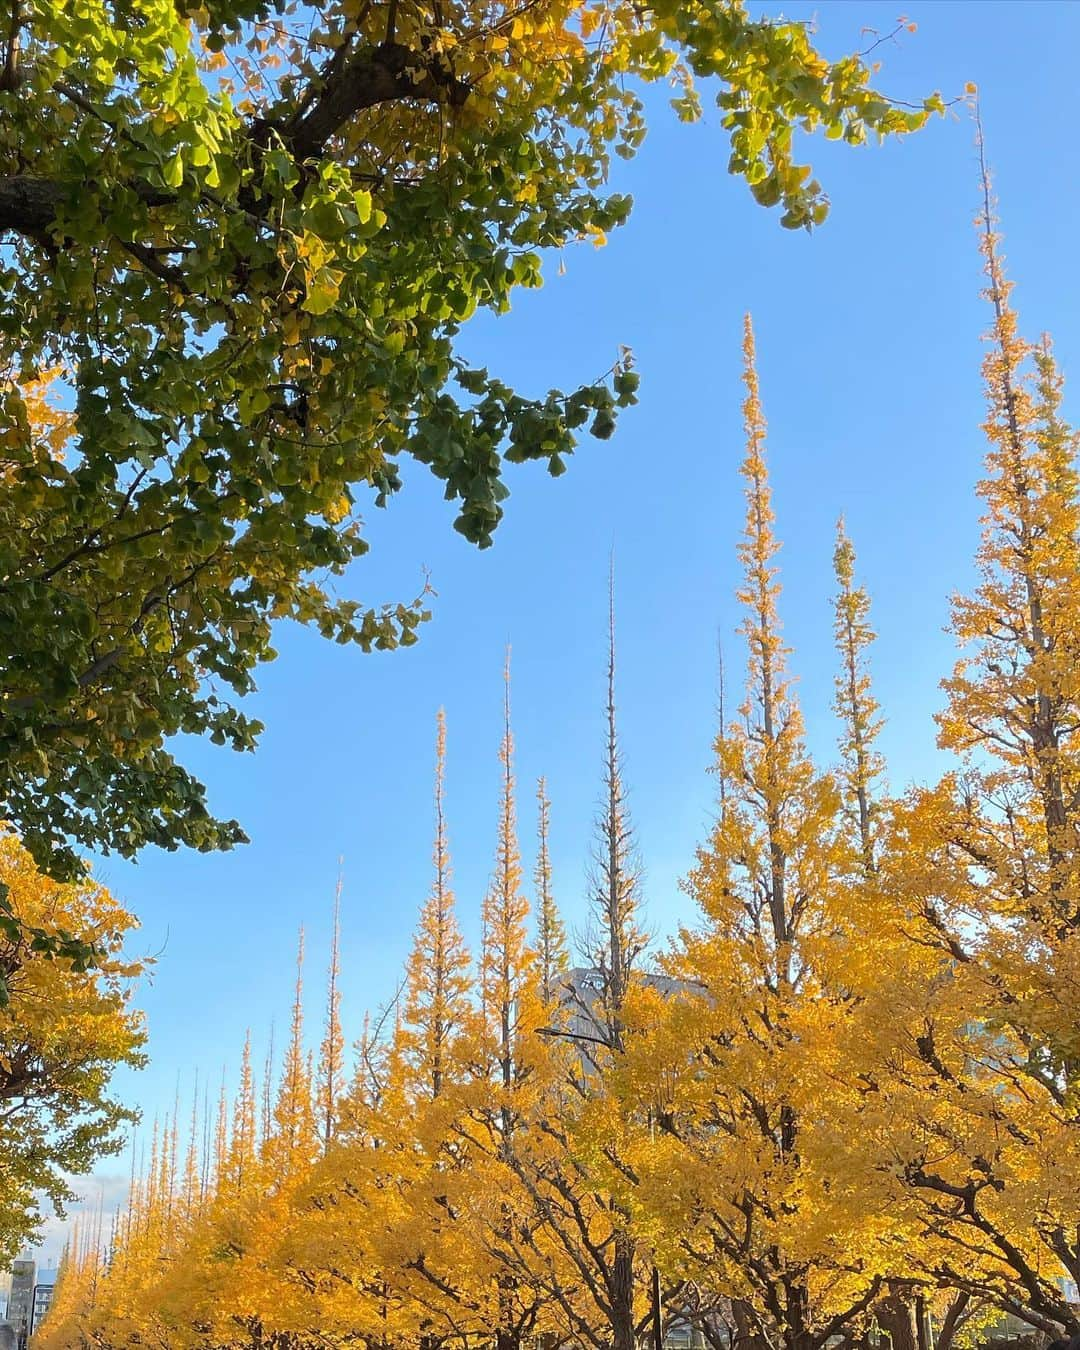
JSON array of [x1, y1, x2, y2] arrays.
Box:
[[33, 0, 1080, 1263]]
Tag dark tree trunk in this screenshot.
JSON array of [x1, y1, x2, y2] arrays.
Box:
[[876, 1294, 918, 1350], [732, 1301, 768, 1350], [915, 1296, 929, 1350], [612, 1234, 637, 1350], [651, 1267, 664, 1350], [933, 1292, 971, 1350]]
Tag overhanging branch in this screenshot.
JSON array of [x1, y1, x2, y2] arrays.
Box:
[[0, 41, 469, 247], [282, 40, 470, 161]]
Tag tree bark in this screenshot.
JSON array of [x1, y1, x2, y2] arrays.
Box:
[[933, 1292, 971, 1350], [732, 1300, 768, 1350], [876, 1294, 918, 1350], [611, 1234, 636, 1350]]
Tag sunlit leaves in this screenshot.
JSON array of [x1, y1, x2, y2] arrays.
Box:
[[0, 832, 145, 1263]]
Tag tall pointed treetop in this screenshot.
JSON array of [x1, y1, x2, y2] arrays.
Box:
[[695, 317, 837, 980], [227, 1032, 257, 1193], [587, 560, 646, 1050], [318, 867, 345, 1147], [274, 927, 316, 1161], [481, 648, 534, 1092], [535, 776, 568, 1007], [213, 1068, 228, 1186], [261, 1023, 275, 1147], [832, 517, 884, 870], [180, 1073, 201, 1225], [737, 313, 793, 737], [939, 142, 1080, 910], [403, 709, 473, 1100]]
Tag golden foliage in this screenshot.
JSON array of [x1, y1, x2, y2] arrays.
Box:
[[0, 830, 144, 1264]]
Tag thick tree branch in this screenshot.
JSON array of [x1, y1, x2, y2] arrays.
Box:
[[0, 173, 175, 241], [282, 41, 470, 161], [0, 175, 67, 236], [0, 43, 467, 248]]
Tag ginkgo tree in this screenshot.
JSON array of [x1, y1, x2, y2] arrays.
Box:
[[849, 170, 1080, 1339], [0, 0, 939, 891], [0, 830, 145, 1263], [602, 320, 894, 1350]]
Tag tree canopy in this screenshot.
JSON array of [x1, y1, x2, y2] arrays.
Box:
[[0, 0, 937, 891]]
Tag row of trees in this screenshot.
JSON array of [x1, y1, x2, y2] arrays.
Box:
[[0, 0, 947, 1268], [36, 204, 1079, 1350]]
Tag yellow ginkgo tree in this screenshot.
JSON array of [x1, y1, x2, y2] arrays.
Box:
[[851, 168, 1080, 1339], [605, 319, 906, 1350], [0, 830, 145, 1264]]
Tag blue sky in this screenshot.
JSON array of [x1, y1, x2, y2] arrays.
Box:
[[36, 0, 1080, 1258]]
